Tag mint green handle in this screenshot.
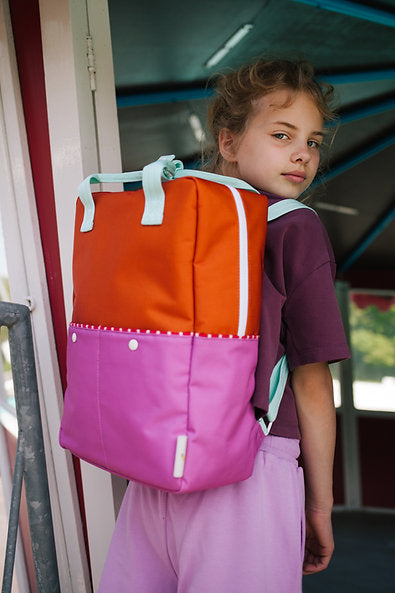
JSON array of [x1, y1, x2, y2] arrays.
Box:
[[77, 155, 259, 232], [141, 155, 184, 225], [78, 171, 143, 232], [77, 155, 183, 231], [176, 168, 259, 194]]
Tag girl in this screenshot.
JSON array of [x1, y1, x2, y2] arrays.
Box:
[[98, 59, 350, 593]]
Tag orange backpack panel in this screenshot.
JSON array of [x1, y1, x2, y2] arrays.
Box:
[[72, 177, 267, 336]]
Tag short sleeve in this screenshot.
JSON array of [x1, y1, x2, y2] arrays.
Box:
[[283, 261, 350, 370], [280, 209, 350, 369]]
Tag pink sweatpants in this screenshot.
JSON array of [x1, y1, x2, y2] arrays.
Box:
[[98, 435, 305, 593]]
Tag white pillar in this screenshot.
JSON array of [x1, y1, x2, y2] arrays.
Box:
[[336, 280, 362, 508]]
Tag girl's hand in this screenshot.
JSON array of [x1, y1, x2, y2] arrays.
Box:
[[303, 508, 334, 575], [292, 362, 336, 575]]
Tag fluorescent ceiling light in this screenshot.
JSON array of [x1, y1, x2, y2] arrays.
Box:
[[314, 202, 359, 216], [189, 114, 206, 143], [205, 24, 253, 69]]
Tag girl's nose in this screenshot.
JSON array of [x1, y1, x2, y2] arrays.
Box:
[[291, 145, 310, 163]]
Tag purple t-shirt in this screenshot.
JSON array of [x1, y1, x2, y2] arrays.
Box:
[[253, 195, 350, 439]]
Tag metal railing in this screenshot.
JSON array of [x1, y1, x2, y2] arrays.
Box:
[[0, 301, 60, 593]]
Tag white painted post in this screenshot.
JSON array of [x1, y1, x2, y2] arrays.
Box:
[[336, 280, 362, 508]]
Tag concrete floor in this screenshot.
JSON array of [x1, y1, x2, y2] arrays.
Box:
[[303, 509, 395, 593]]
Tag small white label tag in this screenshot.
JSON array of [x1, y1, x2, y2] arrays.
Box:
[[173, 435, 188, 478]]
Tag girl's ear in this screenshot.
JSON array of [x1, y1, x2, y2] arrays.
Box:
[[219, 128, 238, 163]]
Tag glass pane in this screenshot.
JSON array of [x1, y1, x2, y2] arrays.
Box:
[[0, 213, 16, 423], [350, 292, 395, 412], [331, 363, 341, 408]]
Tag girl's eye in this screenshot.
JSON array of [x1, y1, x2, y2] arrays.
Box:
[[308, 139, 321, 149], [273, 133, 289, 140]]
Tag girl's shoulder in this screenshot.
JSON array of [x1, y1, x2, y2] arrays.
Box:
[[265, 197, 336, 289], [267, 197, 332, 255]]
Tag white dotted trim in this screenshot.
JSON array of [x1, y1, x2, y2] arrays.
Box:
[[70, 322, 259, 340]]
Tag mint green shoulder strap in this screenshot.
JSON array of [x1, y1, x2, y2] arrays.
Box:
[[259, 355, 289, 436], [268, 199, 316, 220], [259, 200, 316, 436]]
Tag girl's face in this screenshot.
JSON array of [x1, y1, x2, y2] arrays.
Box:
[[219, 90, 324, 198]]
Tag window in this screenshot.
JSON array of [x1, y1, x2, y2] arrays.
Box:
[[350, 291, 395, 412]]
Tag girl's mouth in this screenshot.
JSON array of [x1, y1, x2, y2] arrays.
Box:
[[282, 171, 307, 184]]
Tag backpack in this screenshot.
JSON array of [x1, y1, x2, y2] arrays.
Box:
[[59, 155, 309, 493]]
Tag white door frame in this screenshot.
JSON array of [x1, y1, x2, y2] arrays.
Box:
[[0, 0, 92, 591], [38, 0, 125, 589]]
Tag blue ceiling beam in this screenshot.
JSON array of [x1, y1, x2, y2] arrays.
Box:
[[290, 0, 395, 28], [313, 134, 395, 272], [116, 87, 214, 108], [338, 201, 395, 272], [116, 70, 395, 108], [337, 97, 395, 126], [313, 132, 395, 187], [320, 68, 395, 85]]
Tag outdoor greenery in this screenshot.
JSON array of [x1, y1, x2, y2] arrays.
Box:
[[350, 302, 395, 382]]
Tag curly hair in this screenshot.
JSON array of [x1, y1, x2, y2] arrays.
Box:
[[205, 59, 336, 173]]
